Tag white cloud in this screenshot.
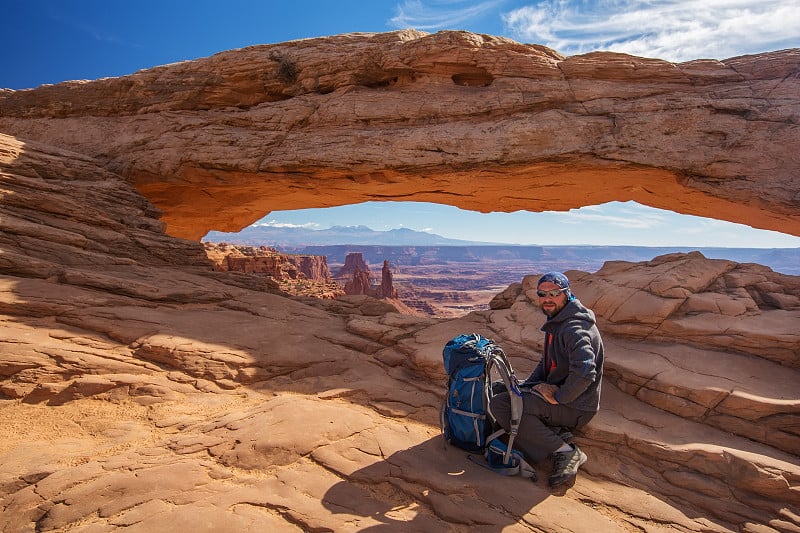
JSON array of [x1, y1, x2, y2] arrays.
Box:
[[548, 202, 669, 229], [556, 211, 665, 229], [254, 220, 320, 229], [391, 0, 505, 30], [502, 0, 800, 61]]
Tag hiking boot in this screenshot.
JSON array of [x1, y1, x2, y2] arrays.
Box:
[[548, 445, 587, 488]]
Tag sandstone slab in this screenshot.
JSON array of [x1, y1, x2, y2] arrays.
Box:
[[1, 37, 800, 531]]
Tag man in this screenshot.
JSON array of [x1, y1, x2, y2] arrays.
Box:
[[490, 271, 604, 488]]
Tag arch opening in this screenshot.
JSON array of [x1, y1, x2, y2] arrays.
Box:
[[202, 201, 800, 317]]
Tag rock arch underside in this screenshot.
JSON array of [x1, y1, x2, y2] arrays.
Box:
[[1, 30, 799, 532]]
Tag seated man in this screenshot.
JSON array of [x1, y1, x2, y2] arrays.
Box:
[[490, 271, 604, 488]]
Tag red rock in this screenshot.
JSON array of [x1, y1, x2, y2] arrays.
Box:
[[377, 260, 399, 299], [336, 252, 370, 278], [344, 266, 373, 296], [0, 32, 797, 241], [1, 31, 799, 531]]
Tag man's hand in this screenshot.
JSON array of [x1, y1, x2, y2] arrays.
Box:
[[533, 383, 559, 404]]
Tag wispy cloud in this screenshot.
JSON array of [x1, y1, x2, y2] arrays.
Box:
[[502, 0, 800, 61], [552, 202, 669, 229], [390, 0, 505, 30], [254, 220, 320, 229]]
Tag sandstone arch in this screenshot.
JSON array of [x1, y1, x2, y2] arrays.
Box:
[[2, 32, 800, 530], [0, 30, 798, 241]]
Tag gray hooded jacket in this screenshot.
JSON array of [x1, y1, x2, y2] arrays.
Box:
[[525, 298, 604, 412]]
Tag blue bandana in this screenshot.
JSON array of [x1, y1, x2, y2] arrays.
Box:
[[538, 271, 575, 301], [538, 271, 570, 289]]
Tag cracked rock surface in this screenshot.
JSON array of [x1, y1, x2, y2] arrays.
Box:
[[2, 129, 799, 531]]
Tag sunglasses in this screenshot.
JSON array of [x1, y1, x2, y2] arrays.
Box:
[[537, 288, 567, 298]]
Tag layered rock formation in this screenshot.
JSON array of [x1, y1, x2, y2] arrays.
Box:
[[492, 253, 800, 456], [0, 31, 798, 241], [336, 252, 371, 278], [205, 242, 332, 280], [340, 254, 399, 300], [378, 260, 399, 299], [2, 129, 799, 532], [1, 30, 800, 532], [204, 242, 343, 299], [343, 266, 372, 296]]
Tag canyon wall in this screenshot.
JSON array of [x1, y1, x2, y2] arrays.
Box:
[[204, 242, 333, 281], [203, 242, 344, 298]]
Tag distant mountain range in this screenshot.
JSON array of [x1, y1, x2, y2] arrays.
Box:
[[204, 224, 495, 247], [203, 225, 800, 276]]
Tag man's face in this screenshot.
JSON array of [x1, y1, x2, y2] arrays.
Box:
[[537, 281, 568, 318]]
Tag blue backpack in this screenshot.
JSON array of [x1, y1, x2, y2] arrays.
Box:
[[441, 333, 536, 479]]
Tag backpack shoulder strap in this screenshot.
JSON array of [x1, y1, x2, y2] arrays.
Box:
[[483, 345, 524, 465]]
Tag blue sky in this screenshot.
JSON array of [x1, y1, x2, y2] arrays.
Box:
[[3, 0, 799, 247]]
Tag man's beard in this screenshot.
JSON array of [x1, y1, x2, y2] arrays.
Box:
[[542, 297, 567, 317]]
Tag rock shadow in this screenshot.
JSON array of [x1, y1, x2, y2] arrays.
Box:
[[317, 435, 592, 532]]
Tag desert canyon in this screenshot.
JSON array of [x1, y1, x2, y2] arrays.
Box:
[[1, 30, 799, 532]]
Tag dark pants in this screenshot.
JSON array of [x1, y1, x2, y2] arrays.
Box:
[[489, 391, 595, 463]]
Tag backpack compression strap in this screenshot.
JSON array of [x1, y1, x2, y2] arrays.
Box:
[[484, 345, 524, 466]]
